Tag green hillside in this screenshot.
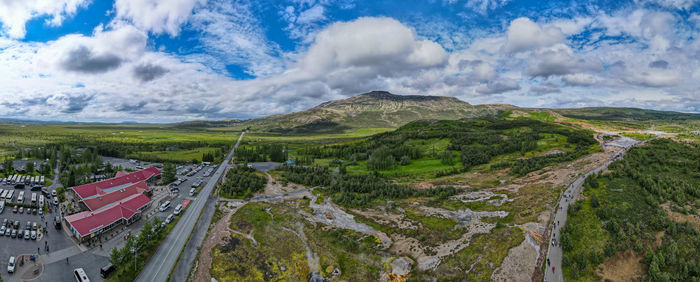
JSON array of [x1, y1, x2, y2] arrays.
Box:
[[241, 91, 515, 131], [553, 107, 700, 121]]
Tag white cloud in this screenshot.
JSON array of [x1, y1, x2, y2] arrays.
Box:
[[0, 0, 90, 38], [504, 17, 566, 53], [113, 0, 204, 36], [526, 44, 602, 77], [562, 73, 600, 86], [475, 78, 520, 94], [302, 17, 448, 76]]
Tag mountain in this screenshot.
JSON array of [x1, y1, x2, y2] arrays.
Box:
[[552, 107, 700, 121], [243, 91, 515, 132]]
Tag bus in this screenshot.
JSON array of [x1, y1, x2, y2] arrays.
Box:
[[0, 190, 6, 199], [17, 191, 24, 204], [6, 190, 13, 201], [31, 193, 37, 204], [159, 201, 171, 212]]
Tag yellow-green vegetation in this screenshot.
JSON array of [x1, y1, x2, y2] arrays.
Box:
[[405, 209, 462, 244], [213, 202, 383, 281], [130, 147, 221, 162], [621, 132, 656, 140], [0, 123, 238, 163], [433, 226, 525, 281]]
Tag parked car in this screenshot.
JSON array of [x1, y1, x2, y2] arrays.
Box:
[[32, 222, 37, 230], [0, 226, 5, 236], [12, 206, 17, 213], [51, 190, 57, 197], [38, 208, 43, 215], [8, 256, 15, 273], [2, 218, 7, 227], [13, 220, 19, 229], [18, 207, 23, 214], [30, 230, 36, 240], [16, 229, 22, 238], [25, 221, 31, 230], [32, 208, 37, 215], [6, 229, 13, 237], [100, 263, 115, 278], [23, 230, 29, 240]]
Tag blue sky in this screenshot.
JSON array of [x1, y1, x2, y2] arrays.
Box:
[[0, 0, 698, 122]]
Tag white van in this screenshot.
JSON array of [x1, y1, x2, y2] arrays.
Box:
[[8, 256, 15, 273], [189, 188, 196, 196], [174, 204, 183, 215], [159, 201, 171, 212], [73, 268, 90, 282]]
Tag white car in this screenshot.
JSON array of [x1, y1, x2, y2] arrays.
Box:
[[7, 256, 15, 273]]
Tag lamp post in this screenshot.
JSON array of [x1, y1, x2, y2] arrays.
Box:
[[131, 246, 137, 271]]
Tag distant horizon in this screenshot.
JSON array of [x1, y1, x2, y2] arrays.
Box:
[[0, 0, 699, 123], [1, 90, 698, 124]]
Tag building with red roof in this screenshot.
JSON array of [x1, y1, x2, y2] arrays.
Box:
[[81, 181, 150, 211], [71, 166, 160, 201], [64, 167, 160, 242], [65, 193, 152, 241]]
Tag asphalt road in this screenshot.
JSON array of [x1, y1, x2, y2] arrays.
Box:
[[136, 131, 244, 282], [544, 139, 640, 282]]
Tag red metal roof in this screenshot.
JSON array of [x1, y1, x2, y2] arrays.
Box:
[[72, 167, 160, 199], [115, 171, 127, 177], [82, 181, 149, 211], [65, 193, 152, 237], [181, 200, 191, 208]]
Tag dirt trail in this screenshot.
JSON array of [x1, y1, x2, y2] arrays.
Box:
[[191, 202, 243, 282]]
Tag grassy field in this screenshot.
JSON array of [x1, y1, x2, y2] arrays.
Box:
[[0, 123, 239, 163], [129, 147, 221, 162]]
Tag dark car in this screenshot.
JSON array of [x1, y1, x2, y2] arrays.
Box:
[[55, 216, 62, 230], [17, 229, 22, 238], [13, 221, 19, 229], [2, 219, 7, 227], [10, 229, 16, 238], [25, 221, 31, 230], [100, 263, 115, 278]]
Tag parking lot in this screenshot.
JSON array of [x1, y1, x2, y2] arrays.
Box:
[[0, 161, 217, 281], [0, 181, 80, 282], [151, 163, 217, 222]]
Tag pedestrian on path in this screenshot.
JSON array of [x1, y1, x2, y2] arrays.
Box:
[[552, 266, 555, 273]]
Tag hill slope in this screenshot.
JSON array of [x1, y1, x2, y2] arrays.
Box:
[[552, 107, 700, 121], [243, 91, 514, 131]]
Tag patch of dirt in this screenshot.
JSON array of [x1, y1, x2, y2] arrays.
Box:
[[596, 249, 644, 282], [192, 202, 243, 282], [491, 234, 537, 282], [661, 202, 700, 230]]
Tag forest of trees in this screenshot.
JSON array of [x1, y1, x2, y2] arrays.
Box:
[[294, 119, 596, 173], [219, 165, 267, 199], [561, 139, 700, 281], [281, 165, 458, 207], [234, 144, 288, 163]]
